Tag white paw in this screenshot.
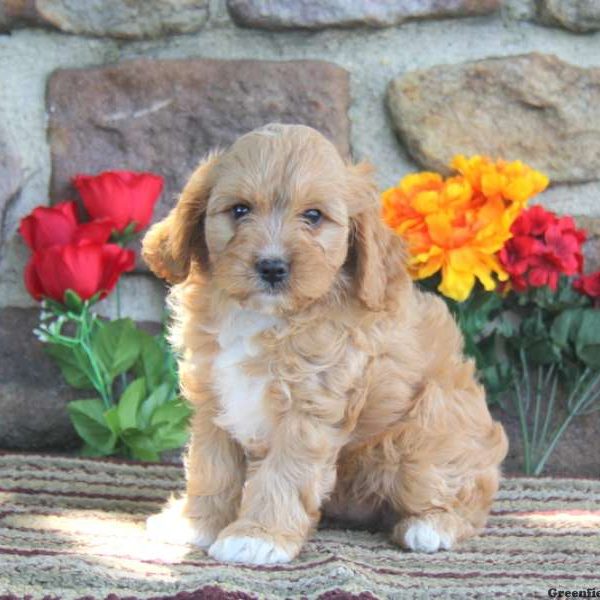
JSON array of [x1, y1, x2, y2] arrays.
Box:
[[403, 520, 452, 553], [146, 505, 214, 548], [208, 536, 291, 564]]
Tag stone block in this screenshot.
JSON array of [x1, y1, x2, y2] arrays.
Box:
[[0, 0, 209, 38], [387, 53, 600, 184], [94, 274, 167, 323], [47, 57, 351, 243], [0, 128, 23, 252], [537, 0, 600, 33], [0, 307, 79, 449], [227, 0, 501, 30]]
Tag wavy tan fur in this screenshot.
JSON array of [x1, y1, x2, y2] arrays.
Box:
[[142, 124, 508, 564]]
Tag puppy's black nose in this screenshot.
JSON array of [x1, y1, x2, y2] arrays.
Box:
[[256, 258, 290, 286]]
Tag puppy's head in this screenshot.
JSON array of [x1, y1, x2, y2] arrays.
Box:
[[143, 124, 406, 313]]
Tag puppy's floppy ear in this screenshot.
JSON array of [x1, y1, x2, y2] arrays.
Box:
[[346, 162, 408, 312], [142, 152, 221, 284]]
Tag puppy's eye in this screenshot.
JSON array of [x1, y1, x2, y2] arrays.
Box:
[[302, 209, 322, 226], [231, 204, 251, 220]]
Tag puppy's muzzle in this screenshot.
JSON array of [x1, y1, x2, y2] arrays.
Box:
[[255, 258, 290, 288]]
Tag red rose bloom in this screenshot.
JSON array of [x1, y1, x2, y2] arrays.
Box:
[[73, 171, 163, 233], [573, 271, 600, 299], [499, 205, 586, 292], [19, 202, 114, 251], [25, 242, 135, 303]]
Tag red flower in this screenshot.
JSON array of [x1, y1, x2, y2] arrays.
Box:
[[73, 171, 163, 233], [511, 204, 555, 237], [19, 201, 114, 251], [573, 271, 600, 299], [499, 205, 586, 292], [25, 242, 135, 303], [544, 217, 586, 274]]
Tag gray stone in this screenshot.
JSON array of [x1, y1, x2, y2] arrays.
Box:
[[227, 0, 501, 30], [541, 182, 600, 219], [583, 237, 600, 273], [387, 53, 600, 184], [47, 57, 350, 240], [583, 238, 600, 273], [538, 0, 600, 33], [573, 217, 600, 272], [0, 307, 79, 450], [0, 0, 209, 37], [35, 0, 209, 39], [94, 274, 167, 323], [0, 128, 22, 252]]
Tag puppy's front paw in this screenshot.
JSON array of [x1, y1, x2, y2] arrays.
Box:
[[397, 518, 453, 553], [146, 499, 216, 548], [208, 536, 292, 564]]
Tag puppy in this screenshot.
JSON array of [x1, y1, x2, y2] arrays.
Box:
[[143, 123, 508, 564]]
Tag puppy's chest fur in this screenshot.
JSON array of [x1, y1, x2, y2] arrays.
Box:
[[212, 308, 281, 447]]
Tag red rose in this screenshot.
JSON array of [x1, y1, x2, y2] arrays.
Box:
[[573, 271, 600, 299], [24, 242, 135, 303], [499, 205, 586, 292], [19, 201, 114, 251], [73, 171, 163, 233]]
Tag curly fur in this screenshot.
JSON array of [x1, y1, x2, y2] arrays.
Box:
[[142, 124, 508, 564]]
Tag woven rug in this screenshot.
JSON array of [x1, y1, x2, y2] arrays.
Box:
[[0, 454, 599, 600]]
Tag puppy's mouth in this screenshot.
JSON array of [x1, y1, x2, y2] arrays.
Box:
[[258, 280, 289, 295], [245, 281, 291, 315]]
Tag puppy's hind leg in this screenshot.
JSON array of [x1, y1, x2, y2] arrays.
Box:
[[391, 465, 501, 553], [392, 510, 471, 553], [383, 380, 507, 552]]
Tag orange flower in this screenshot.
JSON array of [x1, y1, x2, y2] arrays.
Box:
[[382, 156, 549, 301]]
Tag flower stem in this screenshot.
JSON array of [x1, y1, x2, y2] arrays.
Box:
[[531, 365, 543, 461], [533, 368, 596, 476], [114, 280, 128, 394], [533, 412, 575, 476], [538, 369, 558, 458], [515, 350, 532, 475], [78, 308, 112, 409]]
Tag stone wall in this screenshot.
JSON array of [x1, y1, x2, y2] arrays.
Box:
[[1, 0, 599, 465]]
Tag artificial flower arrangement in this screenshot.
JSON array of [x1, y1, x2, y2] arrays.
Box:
[[19, 171, 191, 460], [383, 156, 600, 476]]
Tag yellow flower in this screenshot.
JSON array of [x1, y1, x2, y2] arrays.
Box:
[[382, 155, 549, 302]]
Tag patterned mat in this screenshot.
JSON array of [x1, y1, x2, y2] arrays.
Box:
[[0, 453, 598, 599]]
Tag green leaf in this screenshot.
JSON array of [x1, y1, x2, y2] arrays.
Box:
[[104, 406, 121, 436], [551, 308, 583, 349], [45, 343, 96, 390], [150, 398, 192, 427], [575, 310, 600, 369], [138, 383, 172, 430], [136, 332, 167, 390], [480, 363, 513, 401], [92, 318, 141, 382], [68, 399, 117, 454], [121, 430, 160, 461], [526, 339, 562, 365], [152, 425, 189, 451], [117, 377, 146, 431]]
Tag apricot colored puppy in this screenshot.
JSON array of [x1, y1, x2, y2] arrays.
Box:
[[143, 124, 508, 564]]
